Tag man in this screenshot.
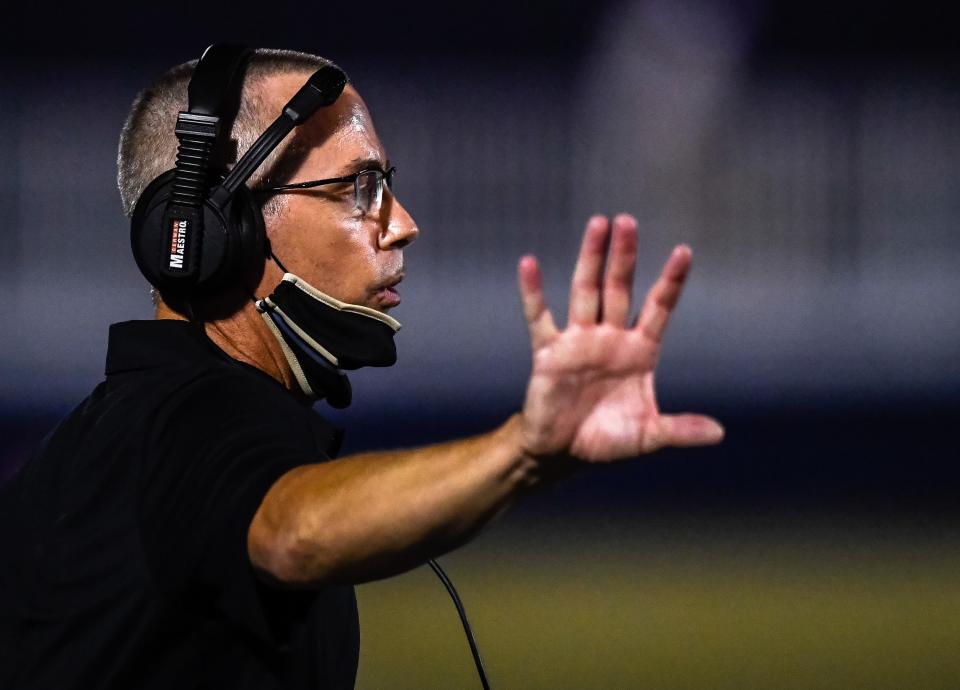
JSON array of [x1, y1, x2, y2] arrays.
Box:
[[0, 48, 723, 688]]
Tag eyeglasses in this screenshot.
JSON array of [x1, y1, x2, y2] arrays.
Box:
[[254, 166, 396, 215]]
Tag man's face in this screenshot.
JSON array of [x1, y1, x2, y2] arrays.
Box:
[[259, 73, 418, 312]]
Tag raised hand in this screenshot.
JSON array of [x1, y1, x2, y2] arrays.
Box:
[[517, 213, 724, 463]]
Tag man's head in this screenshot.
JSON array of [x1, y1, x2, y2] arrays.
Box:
[[118, 48, 418, 314]]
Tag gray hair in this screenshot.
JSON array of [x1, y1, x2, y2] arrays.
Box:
[[117, 48, 336, 221]]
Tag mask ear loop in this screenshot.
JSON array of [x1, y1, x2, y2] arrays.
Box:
[[270, 250, 291, 275], [240, 229, 291, 305], [247, 242, 295, 316]]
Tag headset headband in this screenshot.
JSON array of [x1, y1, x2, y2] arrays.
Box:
[[166, 45, 250, 223], [187, 44, 251, 116]]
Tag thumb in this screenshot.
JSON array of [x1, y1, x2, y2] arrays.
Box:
[[657, 413, 725, 448]]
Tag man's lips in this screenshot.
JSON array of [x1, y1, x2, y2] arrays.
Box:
[[375, 274, 403, 307]]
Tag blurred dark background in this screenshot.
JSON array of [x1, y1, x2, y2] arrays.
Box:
[[1, 1, 958, 687]]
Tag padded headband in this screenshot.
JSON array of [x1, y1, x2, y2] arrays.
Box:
[[187, 44, 251, 117]]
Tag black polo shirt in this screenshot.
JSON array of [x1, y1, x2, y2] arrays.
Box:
[[0, 320, 359, 689]]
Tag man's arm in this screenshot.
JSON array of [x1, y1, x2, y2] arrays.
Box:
[[248, 213, 724, 586], [248, 413, 542, 585]]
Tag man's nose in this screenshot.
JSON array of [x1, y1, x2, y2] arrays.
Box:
[[378, 195, 419, 250]]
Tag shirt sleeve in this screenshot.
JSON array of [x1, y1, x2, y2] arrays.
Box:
[[137, 370, 331, 644]]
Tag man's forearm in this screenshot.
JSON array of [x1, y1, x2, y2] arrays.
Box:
[[248, 413, 551, 585]]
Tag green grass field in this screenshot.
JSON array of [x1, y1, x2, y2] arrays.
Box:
[[356, 516, 960, 689]]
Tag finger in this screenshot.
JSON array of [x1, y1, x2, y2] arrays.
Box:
[[656, 413, 725, 448], [567, 215, 611, 326], [635, 244, 692, 344], [518, 255, 558, 350], [601, 213, 639, 326]]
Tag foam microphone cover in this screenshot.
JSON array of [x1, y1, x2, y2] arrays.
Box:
[[284, 65, 348, 123]]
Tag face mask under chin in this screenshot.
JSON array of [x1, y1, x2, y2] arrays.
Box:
[[255, 273, 401, 407]]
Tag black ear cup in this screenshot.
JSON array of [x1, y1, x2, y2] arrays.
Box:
[[130, 171, 265, 296], [229, 183, 268, 291]]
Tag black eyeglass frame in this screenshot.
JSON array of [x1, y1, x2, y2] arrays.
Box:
[[253, 166, 396, 213]]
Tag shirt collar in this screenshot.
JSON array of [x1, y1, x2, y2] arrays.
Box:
[[105, 320, 235, 375], [104, 319, 346, 408]]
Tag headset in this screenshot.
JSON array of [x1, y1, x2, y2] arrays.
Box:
[[130, 44, 347, 298], [128, 45, 493, 688]]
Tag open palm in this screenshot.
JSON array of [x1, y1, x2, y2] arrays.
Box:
[[518, 214, 724, 462]]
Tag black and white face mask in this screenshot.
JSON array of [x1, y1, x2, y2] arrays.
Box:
[[256, 273, 401, 408]]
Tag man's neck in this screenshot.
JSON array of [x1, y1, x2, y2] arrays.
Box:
[[155, 298, 297, 392]]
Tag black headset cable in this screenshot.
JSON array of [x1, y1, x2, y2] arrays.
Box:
[[427, 558, 492, 690]]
